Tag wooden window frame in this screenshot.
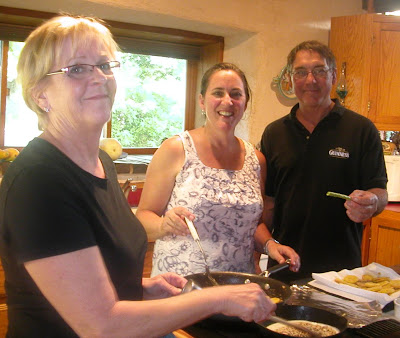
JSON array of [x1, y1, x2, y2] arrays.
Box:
[[0, 6, 223, 154]]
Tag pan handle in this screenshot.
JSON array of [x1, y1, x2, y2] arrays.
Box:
[[259, 259, 291, 277]]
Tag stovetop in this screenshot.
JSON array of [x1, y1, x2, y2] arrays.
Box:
[[182, 318, 400, 337]]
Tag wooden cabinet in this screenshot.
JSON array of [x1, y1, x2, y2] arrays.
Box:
[[367, 208, 400, 266], [330, 14, 400, 130], [362, 206, 400, 267]]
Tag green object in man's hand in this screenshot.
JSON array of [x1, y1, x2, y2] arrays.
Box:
[[326, 191, 351, 200]]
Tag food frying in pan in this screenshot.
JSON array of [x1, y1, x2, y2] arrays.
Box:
[[270, 297, 282, 304], [334, 273, 400, 294], [267, 320, 339, 337]]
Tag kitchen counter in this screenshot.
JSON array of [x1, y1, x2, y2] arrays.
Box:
[[385, 202, 400, 213]]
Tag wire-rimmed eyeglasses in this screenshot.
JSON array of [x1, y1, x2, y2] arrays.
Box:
[[291, 66, 331, 81], [46, 61, 120, 79]]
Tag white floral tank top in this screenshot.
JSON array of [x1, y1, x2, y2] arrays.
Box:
[[151, 131, 263, 277]]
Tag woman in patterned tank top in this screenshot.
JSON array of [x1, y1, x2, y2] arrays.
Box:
[[137, 63, 300, 277]]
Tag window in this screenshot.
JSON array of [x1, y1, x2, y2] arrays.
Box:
[[112, 52, 187, 149], [2, 42, 188, 150], [0, 6, 224, 154], [4, 41, 41, 147]]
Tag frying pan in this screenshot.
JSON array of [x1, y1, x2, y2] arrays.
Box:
[[185, 304, 348, 337], [260, 304, 348, 337], [183, 262, 292, 323], [184, 261, 292, 302]]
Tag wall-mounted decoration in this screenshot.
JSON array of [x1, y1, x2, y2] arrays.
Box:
[[336, 62, 348, 106], [272, 65, 296, 100]]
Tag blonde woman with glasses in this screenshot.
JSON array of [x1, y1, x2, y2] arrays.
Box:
[[0, 14, 277, 337]]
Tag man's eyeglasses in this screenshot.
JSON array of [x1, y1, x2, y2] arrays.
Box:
[[46, 61, 120, 80], [291, 66, 331, 81]]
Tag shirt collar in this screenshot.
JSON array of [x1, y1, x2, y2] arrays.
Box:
[[287, 98, 344, 123]]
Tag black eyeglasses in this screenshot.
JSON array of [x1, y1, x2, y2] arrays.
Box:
[[46, 61, 120, 79], [292, 66, 331, 81]]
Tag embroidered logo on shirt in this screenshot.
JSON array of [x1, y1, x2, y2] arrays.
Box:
[[329, 147, 349, 159]]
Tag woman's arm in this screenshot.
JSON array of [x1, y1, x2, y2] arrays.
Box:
[[136, 136, 193, 240], [25, 247, 276, 337]]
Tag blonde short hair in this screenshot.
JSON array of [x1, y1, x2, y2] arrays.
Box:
[[17, 14, 119, 130]]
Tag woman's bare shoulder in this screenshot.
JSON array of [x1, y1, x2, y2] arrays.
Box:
[[158, 135, 184, 157]]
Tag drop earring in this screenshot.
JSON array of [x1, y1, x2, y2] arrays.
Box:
[[201, 109, 206, 116]]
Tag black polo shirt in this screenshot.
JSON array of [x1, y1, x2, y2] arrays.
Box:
[[261, 99, 387, 277]]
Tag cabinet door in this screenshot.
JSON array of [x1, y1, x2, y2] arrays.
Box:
[[369, 22, 400, 130], [330, 14, 373, 118], [368, 211, 400, 266]]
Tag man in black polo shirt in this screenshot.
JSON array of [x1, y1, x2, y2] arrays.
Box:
[[260, 40, 388, 282]]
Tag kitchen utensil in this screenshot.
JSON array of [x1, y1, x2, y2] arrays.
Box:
[[184, 217, 218, 286], [269, 315, 321, 337], [261, 304, 347, 337], [260, 259, 291, 277], [326, 191, 351, 201], [181, 279, 202, 294]]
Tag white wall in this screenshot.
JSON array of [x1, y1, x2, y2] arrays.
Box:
[[0, 0, 364, 144]]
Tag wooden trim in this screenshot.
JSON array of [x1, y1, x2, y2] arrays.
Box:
[[367, 0, 375, 13], [185, 60, 198, 131], [0, 6, 223, 46], [361, 219, 371, 266], [116, 36, 201, 60], [107, 19, 224, 46], [0, 40, 8, 148], [124, 148, 157, 155]]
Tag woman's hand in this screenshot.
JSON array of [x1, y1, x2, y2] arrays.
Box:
[[142, 273, 187, 300], [208, 283, 276, 323], [267, 242, 301, 273], [160, 207, 194, 236]]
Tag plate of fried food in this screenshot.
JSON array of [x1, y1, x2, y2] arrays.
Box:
[[310, 263, 400, 307]]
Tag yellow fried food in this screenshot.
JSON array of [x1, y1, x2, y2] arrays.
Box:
[[343, 275, 359, 283], [389, 280, 400, 289], [362, 274, 374, 281], [270, 297, 282, 304], [378, 287, 395, 295], [334, 273, 400, 294], [335, 278, 359, 288], [364, 281, 389, 288], [366, 285, 383, 292]]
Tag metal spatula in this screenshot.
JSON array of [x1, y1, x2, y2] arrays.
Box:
[[184, 217, 219, 286]]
